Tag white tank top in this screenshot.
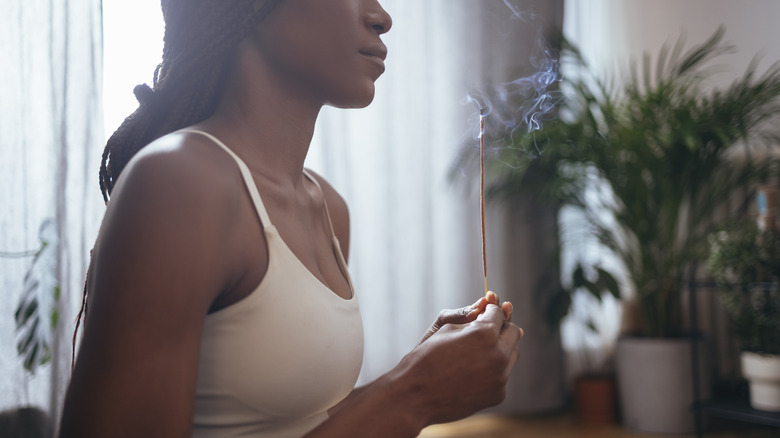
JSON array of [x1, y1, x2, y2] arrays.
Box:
[[183, 130, 364, 438]]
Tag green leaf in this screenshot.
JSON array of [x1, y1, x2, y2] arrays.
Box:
[[584, 282, 603, 302], [24, 342, 39, 373], [572, 264, 586, 288], [17, 317, 39, 355], [14, 299, 23, 322], [24, 298, 38, 323], [15, 298, 38, 327], [547, 289, 573, 327], [596, 267, 621, 299], [50, 309, 59, 329], [39, 349, 51, 367]]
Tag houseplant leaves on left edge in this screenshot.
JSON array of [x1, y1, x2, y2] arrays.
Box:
[[13, 218, 60, 374]]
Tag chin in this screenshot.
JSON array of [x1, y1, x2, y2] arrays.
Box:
[[326, 84, 377, 109]]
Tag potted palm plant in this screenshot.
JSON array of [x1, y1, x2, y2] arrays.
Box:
[[479, 28, 780, 432], [706, 202, 780, 412]]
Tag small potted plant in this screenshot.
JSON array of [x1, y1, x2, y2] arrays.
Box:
[[545, 262, 620, 424], [706, 203, 780, 412]]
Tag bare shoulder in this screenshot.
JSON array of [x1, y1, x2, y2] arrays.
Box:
[[96, 131, 244, 288], [114, 130, 241, 205], [60, 131, 246, 438], [305, 169, 351, 261]]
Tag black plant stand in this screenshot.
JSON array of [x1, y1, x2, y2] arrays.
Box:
[[688, 278, 780, 438]]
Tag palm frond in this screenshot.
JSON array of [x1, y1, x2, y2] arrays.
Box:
[[473, 28, 780, 337]]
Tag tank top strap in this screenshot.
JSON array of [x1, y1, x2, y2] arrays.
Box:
[[178, 129, 274, 228], [302, 169, 338, 241]]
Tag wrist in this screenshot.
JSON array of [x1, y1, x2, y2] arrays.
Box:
[[313, 367, 426, 438], [379, 353, 432, 431]]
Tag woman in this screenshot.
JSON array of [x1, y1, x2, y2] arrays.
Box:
[[58, 0, 524, 436]]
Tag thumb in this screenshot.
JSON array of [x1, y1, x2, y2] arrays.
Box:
[[438, 297, 488, 326]]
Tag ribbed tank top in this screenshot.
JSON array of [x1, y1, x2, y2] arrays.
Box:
[[182, 130, 364, 438]]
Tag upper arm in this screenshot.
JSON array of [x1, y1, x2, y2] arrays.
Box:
[[60, 139, 239, 438], [306, 170, 350, 263]]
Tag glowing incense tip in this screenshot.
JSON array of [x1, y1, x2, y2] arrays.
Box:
[[479, 109, 488, 296]]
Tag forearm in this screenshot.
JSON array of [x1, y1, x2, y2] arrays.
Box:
[[309, 372, 427, 438]]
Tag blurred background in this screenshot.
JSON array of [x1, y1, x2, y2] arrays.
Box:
[[2, 0, 780, 436]]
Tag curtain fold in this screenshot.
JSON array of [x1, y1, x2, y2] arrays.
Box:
[[0, 0, 103, 424]]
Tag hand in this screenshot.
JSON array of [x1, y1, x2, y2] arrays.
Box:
[[420, 291, 513, 343], [390, 304, 524, 427]]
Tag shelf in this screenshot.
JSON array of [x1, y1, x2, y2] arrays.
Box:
[[688, 273, 780, 436], [697, 397, 780, 427]]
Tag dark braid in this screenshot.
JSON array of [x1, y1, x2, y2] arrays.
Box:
[[98, 0, 284, 202], [74, 0, 284, 369]]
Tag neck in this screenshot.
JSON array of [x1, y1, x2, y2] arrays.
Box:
[[203, 37, 323, 188]]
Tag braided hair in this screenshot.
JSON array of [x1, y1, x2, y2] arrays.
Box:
[[72, 0, 284, 368], [99, 0, 284, 202]]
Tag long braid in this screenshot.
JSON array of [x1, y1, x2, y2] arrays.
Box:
[[74, 0, 284, 368]]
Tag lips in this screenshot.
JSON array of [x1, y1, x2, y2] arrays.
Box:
[[359, 45, 388, 62], [359, 45, 387, 77]]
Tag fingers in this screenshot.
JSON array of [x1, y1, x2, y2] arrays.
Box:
[[440, 297, 488, 326], [498, 322, 523, 376], [498, 323, 523, 352], [465, 297, 489, 320], [475, 304, 506, 331], [486, 291, 512, 321], [504, 345, 520, 377], [500, 301, 512, 321], [437, 291, 512, 328], [424, 297, 489, 345]]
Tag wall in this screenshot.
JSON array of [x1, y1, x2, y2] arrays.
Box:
[[565, 0, 780, 88]]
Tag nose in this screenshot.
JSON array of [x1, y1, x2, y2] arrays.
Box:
[[367, 0, 392, 35]]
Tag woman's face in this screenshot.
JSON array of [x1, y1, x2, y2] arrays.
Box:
[[256, 0, 392, 108]]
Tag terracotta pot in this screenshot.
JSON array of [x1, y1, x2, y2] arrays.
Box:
[[574, 374, 617, 425]]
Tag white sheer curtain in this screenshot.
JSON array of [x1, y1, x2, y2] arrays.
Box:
[[0, 0, 103, 427], [307, 0, 482, 385]]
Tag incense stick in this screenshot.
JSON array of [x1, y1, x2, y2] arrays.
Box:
[[480, 109, 488, 295]]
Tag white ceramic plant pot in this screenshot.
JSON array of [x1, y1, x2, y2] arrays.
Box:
[[616, 337, 711, 434], [741, 351, 780, 412]]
